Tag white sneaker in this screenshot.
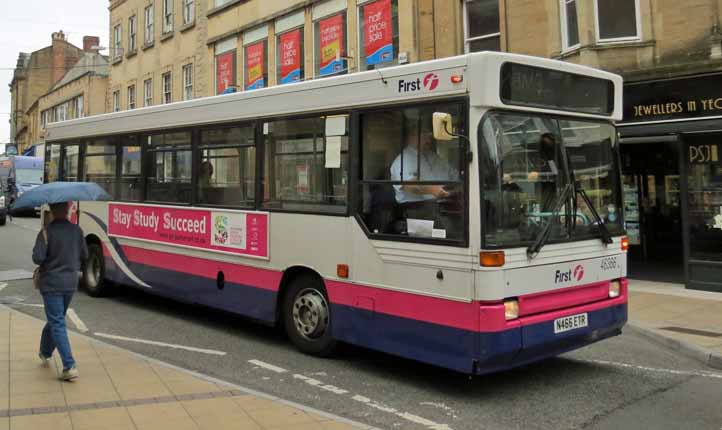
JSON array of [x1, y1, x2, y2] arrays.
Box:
[[38, 352, 51, 367], [61, 367, 79, 381]]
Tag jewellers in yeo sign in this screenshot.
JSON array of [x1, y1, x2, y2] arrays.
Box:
[[623, 73, 722, 123]]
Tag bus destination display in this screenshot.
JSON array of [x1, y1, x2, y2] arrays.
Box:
[[500, 62, 614, 115]]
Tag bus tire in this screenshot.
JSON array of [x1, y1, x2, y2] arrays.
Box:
[[83, 243, 108, 297], [0, 215, 5, 226], [283, 274, 337, 356]]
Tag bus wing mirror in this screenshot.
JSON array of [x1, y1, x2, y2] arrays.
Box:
[[433, 112, 455, 141]]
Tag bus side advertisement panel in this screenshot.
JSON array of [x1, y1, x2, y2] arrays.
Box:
[[107, 203, 269, 259]]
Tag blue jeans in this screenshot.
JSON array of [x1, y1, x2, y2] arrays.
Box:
[[40, 292, 76, 370]]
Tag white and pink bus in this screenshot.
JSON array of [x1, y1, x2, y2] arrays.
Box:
[[44, 52, 628, 374]]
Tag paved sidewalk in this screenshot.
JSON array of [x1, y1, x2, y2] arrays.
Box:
[[628, 280, 722, 369], [0, 306, 367, 430]]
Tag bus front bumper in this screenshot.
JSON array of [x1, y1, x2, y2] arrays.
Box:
[[474, 294, 628, 375]]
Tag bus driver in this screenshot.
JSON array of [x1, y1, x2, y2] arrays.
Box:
[[390, 122, 459, 235]]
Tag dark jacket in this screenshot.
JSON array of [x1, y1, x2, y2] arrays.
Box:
[[32, 219, 88, 294]]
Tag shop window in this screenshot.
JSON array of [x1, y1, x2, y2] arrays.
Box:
[[358, 0, 399, 71], [244, 39, 268, 90], [120, 135, 142, 201], [277, 27, 304, 84], [359, 103, 465, 241], [560, 0, 579, 50], [464, 0, 500, 52], [84, 139, 117, 197], [595, 0, 640, 42], [314, 12, 348, 77], [215, 43, 237, 94], [145, 132, 192, 203], [263, 115, 349, 213], [687, 138, 722, 261], [199, 125, 256, 207]]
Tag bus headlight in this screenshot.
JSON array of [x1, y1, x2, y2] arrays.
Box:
[[609, 280, 621, 298], [504, 299, 519, 320], [0, 196, 4, 208]]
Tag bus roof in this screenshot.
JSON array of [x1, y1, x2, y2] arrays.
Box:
[[46, 52, 623, 142]]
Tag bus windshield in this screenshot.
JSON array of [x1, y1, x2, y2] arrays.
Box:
[[480, 112, 624, 248]]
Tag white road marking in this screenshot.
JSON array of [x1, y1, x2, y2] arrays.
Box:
[[248, 359, 287, 373], [0, 283, 7, 292], [578, 358, 722, 380], [66, 308, 88, 332], [94, 332, 227, 356], [293, 374, 348, 394], [13, 303, 44, 308], [253, 366, 451, 429]]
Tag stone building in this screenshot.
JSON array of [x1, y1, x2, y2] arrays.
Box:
[[8, 31, 88, 153], [108, 0, 210, 111]]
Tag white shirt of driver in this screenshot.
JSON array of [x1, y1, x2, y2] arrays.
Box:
[[389, 145, 458, 203]]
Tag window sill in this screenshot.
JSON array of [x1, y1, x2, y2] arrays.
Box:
[[125, 49, 138, 59], [112, 56, 123, 65], [142, 41, 155, 50], [180, 20, 196, 32], [555, 40, 655, 59], [207, 0, 245, 18], [160, 31, 174, 42]]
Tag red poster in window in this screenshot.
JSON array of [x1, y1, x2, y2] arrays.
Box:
[[246, 41, 265, 90], [279, 29, 302, 84], [364, 0, 393, 65], [216, 51, 235, 94], [319, 14, 344, 76]]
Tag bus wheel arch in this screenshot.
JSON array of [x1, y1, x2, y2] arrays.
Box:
[[83, 235, 109, 297], [278, 266, 337, 356]]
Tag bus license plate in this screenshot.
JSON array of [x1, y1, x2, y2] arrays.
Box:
[[554, 313, 588, 334]]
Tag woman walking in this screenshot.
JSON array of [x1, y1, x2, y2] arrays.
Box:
[[32, 202, 88, 381]]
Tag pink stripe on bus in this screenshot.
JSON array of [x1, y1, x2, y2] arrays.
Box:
[[120, 245, 282, 291], [326, 280, 480, 332], [517, 281, 612, 317]]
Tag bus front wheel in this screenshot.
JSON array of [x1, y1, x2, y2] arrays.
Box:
[[283, 275, 337, 356], [83, 243, 108, 297]]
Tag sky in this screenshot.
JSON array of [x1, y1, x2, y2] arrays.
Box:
[[0, 1, 109, 154]]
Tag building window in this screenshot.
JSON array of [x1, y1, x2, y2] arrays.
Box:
[[112, 90, 120, 112], [560, 0, 579, 49], [74, 95, 84, 118], [199, 125, 256, 207], [263, 115, 349, 213], [464, 0, 500, 52], [358, 0, 399, 71], [213, 0, 234, 7], [277, 28, 303, 84], [163, 0, 173, 33], [146, 132, 192, 203], [595, 0, 640, 41], [244, 39, 268, 91], [144, 78, 153, 106], [162, 72, 172, 104], [314, 12, 348, 77], [182, 64, 193, 100], [128, 85, 136, 109], [129, 15, 137, 52], [113, 24, 123, 59], [183, 0, 194, 25], [145, 4, 155, 44]]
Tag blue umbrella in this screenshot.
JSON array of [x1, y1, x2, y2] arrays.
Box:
[[11, 182, 112, 210]]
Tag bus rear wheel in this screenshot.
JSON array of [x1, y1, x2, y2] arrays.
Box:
[[283, 275, 337, 356], [83, 243, 109, 297]]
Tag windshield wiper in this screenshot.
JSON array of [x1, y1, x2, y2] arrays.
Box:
[[526, 183, 573, 259], [576, 185, 613, 245]]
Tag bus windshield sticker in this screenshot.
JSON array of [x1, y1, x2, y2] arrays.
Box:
[[108, 203, 269, 259]]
